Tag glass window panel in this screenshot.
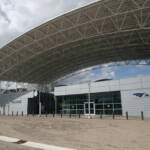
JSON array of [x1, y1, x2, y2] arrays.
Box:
[[104, 104, 113, 109], [85, 103, 88, 109], [85, 108, 89, 114], [70, 104, 76, 109], [70, 110, 76, 114], [104, 110, 113, 115], [104, 98, 113, 103], [96, 104, 103, 109], [77, 104, 84, 109], [63, 105, 70, 109], [96, 110, 103, 114], [114, 109, 122, 115], [113, 92, 120, 97], [114, 104, 122, 109], [77, 109, 84, 114], [60, 91, 122, 115], [90, 103, 94, 109], [96, 99, 103, 103], [63, 109, 70, 114], [90, 109, 94, 114], [113, 98, 121, 103]]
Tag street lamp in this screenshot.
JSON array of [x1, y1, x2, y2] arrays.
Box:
[[39, 91, 41, 116], [88, 81, 91, 118]]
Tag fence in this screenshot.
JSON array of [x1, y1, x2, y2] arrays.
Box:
[[0, 110, 146, 121]]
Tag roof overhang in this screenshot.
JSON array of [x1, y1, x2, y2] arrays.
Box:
[[0, 0, 150, 83]]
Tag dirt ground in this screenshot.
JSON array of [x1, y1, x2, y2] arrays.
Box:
[[0, 115, 150, 150]]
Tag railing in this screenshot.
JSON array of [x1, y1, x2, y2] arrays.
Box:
[[0, 110, 146, 121]]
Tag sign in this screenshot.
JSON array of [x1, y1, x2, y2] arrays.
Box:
[[10, 100, 22, 104], [133, 93, 149, 98]]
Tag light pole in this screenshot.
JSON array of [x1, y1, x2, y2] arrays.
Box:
[[54, 95, 57, 114], [39, 91, 41, 116], [88, 81, 91, 118], [8, 103, 10, 115]]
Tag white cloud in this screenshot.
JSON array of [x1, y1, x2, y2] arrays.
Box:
[[56, 63, 117, 85], [99, 67, 116, 79], [0, 0, 98, 48], [135, 60, 149, 67]]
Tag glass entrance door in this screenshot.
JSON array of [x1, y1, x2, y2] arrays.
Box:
[[84, 102, 95, 115]]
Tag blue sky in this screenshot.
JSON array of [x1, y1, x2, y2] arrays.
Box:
[[114, 65, 150, 79], [0, 0, 150, 85], [91, 63, 150, 80], [56, 62, 150, 84]]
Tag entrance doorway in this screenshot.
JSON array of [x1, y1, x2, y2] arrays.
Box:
[[28, 92, 55, 115], [84, 102, 95, 115]]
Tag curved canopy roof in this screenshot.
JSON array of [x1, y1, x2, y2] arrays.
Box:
[[0, 0, 150, 83]]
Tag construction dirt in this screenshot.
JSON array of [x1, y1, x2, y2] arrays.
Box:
[[0, 115, 150, 150]]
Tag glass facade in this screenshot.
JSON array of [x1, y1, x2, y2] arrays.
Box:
[[56, 91, 122, 115]]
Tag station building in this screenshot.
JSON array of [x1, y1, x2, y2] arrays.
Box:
[[0, 75, 150, 117], [0, 0, 150, 118], [55, 75, 150, 117]]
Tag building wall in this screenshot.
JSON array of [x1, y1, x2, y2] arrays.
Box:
[[0, 91, 35, 115], [0, 76, 150, 116], [120, 76, 150, 117], [54, 76, 150, 117], [0, 105, 5, 115]]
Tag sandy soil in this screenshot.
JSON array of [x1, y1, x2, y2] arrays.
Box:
[[0, 115, 150, 150]]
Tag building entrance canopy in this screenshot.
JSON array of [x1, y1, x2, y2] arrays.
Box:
[[0, 0, 150, 83]]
